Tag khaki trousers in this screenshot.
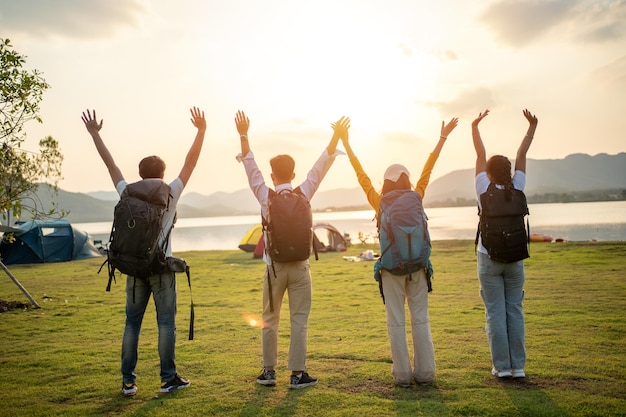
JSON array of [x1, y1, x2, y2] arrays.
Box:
[[262, 260, 311, 371], [381, 268, 436, 384]]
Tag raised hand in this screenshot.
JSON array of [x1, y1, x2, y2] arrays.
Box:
[[235, 110, 250, 136], [523, 109, 538, 126], [472, 109, 490, 128], [81, 109, 103, 135], [190, 107, 206, 132], [441, 117, 459, 138]]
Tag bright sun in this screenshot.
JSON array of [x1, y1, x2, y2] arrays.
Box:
[[244, 15, 440, 140]]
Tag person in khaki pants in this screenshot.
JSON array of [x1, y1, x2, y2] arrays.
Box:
[[234, 110, 349, 389], [339, 116, 459, 387]]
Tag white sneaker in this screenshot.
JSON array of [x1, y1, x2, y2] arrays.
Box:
[[492, 368, 512, 378], [512, 369, 526, 378]]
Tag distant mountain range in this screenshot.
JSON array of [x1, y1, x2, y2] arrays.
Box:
[[17, 153, 626, 224]]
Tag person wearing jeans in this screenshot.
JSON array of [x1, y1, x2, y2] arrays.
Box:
[[82, 107, 207, 395], [472, 108, 538, 378]]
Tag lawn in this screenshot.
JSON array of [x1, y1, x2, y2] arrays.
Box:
[[0, 240, 625, 416]]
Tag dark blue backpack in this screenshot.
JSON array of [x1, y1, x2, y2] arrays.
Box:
[[377, 189, 432, 282]]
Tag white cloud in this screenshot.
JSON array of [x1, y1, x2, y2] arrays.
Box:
[[479, 0, 577, 47], [479, 0, 626, 48], [427, 87, 496, 118], [0, 0, 148, 39], [573, 0, 626, 43]]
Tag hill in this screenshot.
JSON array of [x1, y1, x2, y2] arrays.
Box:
[[8, 153, 625, 224], [425, 152, 626, 205]]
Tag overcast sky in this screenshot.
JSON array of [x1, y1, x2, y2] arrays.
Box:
[[1, 0, 625, 197]]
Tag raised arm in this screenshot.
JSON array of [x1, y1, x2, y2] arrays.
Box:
[[82, 109, 124, 187], [414, 117, 460, 197], [177, 107, 207, 187], [235, 110, 251, 156], [432, 117, 459, 155], [472, 109, 489, 175], [338, 120, 382, 211], [514, 109, 538, 173]]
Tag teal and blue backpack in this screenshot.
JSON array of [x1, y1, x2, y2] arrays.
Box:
[[375, 189, 433, 301]]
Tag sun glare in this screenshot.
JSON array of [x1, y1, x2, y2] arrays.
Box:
[[243, 314, 262, 328], [255, 29, 439, 140]]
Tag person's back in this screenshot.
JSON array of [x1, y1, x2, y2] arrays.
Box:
[[339, 116, 458, 387], [472, 108, 538, 379], [82, 107, 206, 396], [234, 110, 348, 389]]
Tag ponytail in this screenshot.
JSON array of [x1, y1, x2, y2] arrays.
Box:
[[486, 155, 513, 201]]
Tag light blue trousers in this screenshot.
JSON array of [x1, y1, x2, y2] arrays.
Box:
[[121, 272, 178, 384], [477, 252, 526, 371]]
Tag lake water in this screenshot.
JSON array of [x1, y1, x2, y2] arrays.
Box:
[[75, 201, 626, 252]]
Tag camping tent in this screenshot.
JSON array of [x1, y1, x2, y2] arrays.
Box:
[[313, 223, 349, 252], [0, 220, 102, 265], [238, 222, 349, 258], [238, 224, 263, 253]]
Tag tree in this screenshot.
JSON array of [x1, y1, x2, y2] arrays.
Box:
[[1, 38, 64, 225], [1, 38, 65, 309]]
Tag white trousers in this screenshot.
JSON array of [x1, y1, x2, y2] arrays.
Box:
[[381, 268, 435, 384]]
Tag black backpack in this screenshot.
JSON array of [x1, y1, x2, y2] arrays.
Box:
[[101, 179, 172, 291], [263, 187, 314, 263], [476, 183, 530, 263]]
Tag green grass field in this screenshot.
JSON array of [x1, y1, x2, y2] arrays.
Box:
[[1, 240, 625, 417]]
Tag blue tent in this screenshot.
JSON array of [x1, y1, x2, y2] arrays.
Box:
[[0, 220, 102, 265]]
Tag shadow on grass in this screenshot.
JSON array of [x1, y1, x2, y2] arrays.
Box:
[[237, 384, 297, 417], [496, 377, 569, 416], [95, 387, 193, 416]]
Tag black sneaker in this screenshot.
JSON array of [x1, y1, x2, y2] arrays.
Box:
[[256, 368, 276, 386], [289, 372, 318, 389], [122, 382, 137, 396], [160, 374, 190, 394]]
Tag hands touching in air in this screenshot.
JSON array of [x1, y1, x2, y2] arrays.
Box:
[[331, 116, 351, 143]]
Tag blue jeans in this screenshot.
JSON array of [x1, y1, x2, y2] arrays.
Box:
[[121, 272, 178, 384], [477, 252, 526, 371]]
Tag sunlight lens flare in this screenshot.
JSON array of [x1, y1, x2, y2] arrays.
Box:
[[243, 313, 263, 328]]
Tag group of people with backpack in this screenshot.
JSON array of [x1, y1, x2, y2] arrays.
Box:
[[82, 105, 538, 395]]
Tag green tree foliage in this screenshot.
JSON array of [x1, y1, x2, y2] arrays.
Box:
[[0, 38, 64, 225]]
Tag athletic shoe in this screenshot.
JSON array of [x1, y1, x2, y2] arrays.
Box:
[[122, 382, 137, 396], [491, 368, 513, 378], [512, 369, 526, 378], [289, 372, 318, 389], [256, 368, 276, 386], [160, 374, 190, 393], [395, 380, 412, 388]]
